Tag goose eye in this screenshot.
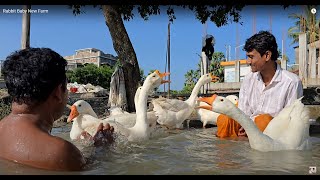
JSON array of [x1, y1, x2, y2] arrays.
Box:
[[153, 75, 156, 77], [220, 99, 224, 102], [79, 104, 82, 107]]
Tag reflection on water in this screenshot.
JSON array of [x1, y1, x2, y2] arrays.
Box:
[[1, 124, 320, 175]]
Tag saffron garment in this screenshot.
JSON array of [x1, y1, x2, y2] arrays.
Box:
[[215, 114, 273, 138]]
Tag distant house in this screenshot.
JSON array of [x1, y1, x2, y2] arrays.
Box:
[[220, 59, 251, 82], [220, 59, 283, 82], [64, 48, 117, 70]]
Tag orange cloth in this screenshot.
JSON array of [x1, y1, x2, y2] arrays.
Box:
[[216, 114, 241, 138], [215, 114, 273, 138], [253, 114, 273, 132]]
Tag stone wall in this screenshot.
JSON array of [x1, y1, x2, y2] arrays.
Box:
[[65, 93, 109, 118]]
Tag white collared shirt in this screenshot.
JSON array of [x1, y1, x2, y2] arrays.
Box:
[[238, 64, 303, 121]]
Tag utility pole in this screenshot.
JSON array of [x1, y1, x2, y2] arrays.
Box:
[[21, 5, 31, 49], [252, 5, 256, 35], [167, 22, 171, 98], [235, 44, 245, 60]]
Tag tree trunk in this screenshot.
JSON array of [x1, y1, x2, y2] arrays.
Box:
[[102, 5, 140, 112]]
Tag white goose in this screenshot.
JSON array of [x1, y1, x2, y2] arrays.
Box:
[[152, 73, 219, 129], [195, 95, 239, 128], [106, 86, 157, 125], [197, 94, 312, 152], [68, 86, 156, 140], [67, 70, 170, 142]]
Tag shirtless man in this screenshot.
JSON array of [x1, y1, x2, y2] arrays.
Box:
[[0, 48, 114, 171]]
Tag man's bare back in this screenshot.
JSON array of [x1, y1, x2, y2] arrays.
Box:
[[0, 48, 115, 171], [0, 114, 86, 171]]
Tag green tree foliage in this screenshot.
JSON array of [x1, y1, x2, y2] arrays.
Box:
[[66, 64, 114, 89], [288, 5, 320, 45], [209, 52, 225, 82], [0, 99, 11, 120], [181, 52, 225, 94], [181, 69, 198, 94], [139, 68, 144, 82]]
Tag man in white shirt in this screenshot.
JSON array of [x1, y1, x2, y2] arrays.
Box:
[[237, 30, 303, 136], [203, 31, 303, 138]]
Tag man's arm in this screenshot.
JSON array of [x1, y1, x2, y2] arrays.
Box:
[[238, 76, 252, 136], [238, 76, 251, 116], [284, 80, 303, 107]]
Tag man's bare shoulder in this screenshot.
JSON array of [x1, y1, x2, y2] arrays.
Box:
[[47, 136, 86, 171]]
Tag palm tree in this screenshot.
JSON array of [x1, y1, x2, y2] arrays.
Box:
[[184, 69, 197, 87], [181, 69, 198, 94], [287, 5, 320, 45]]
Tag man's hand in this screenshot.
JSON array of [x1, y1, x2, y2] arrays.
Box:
[[80, 131, 93, 140], [92, 123, 115, 147], [238, 126, 247, 137]]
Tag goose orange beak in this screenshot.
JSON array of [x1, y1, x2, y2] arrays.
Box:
[[67, 105, 79, 123], [209, 73, 220, 82], [161, 79, 171, 84], [196, 94, 218, 111], [235, 101, 238, 107], [155, 70, 171, 84]]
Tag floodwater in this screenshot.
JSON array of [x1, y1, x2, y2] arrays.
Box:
[[1, 124, 320, 175]]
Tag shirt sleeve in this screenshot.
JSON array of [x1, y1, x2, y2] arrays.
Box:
[[238, 77, 251, 117], [284, 79, 303, 107]]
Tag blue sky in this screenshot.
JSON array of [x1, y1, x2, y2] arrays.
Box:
[[0, 5, 318, 90]]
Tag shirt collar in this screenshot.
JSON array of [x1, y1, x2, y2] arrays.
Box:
[[256, 62, 282, 83]]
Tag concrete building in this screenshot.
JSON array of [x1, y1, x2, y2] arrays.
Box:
[[64, 48, 117, 70], [220, 59, 251, 82], [294, 40, 320, 65], [208, 59, 282, 92]]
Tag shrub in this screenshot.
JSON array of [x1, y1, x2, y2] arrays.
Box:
[[67, 64, 114, 89]]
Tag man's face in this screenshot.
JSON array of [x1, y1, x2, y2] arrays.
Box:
[[53, 82, 68, 120], [246, 49, 268, 72]]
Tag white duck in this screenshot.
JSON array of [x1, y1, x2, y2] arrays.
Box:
[[195, 95, 239, 128], [197, 94, 312, 152], [152, 73, 219, 129], [67, 70, 170, 142]]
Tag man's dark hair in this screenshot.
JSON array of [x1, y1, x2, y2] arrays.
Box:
[[244, 30, 279, 61], [2, 47, 67, 105]]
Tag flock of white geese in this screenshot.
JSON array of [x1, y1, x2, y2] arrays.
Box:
[[66, 70, 313, 152]]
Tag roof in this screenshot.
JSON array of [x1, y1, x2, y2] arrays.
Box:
[[75, 48, 102, 52], [220, 60, 247, 66]]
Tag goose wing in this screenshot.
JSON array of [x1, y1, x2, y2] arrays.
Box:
[[152, 97, 189, 112]]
